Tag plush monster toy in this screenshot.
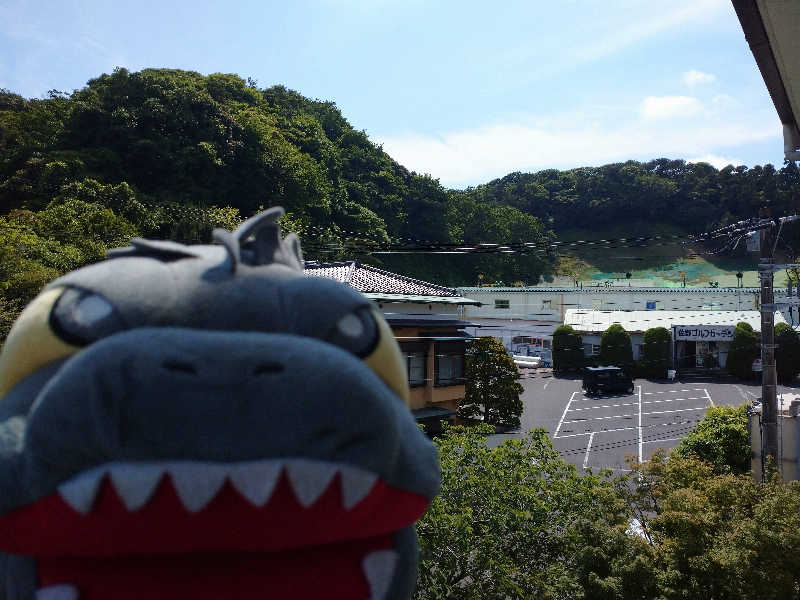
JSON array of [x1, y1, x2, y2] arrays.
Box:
[[0, 207, 440, 600]]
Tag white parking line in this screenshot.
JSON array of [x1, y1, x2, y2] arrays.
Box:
[[554, 391, 578, 439], [638, 385, 643, 463], [642, 437, 682, 444], [563, 413, 637, 423], [568, 401, 637, 412], [583, 432, 595, 469], [543, 380, 550, 390], [556, 425, 637, 438], [643, 406, 708, 416], [643, 389, 705, 395], [704, 388, 714, 407], [642, 397, 705, 405]]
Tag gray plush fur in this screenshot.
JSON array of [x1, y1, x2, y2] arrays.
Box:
[[0, 207, 440, 599]]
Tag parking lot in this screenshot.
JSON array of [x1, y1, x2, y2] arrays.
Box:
[[489, 373, 796, 472]]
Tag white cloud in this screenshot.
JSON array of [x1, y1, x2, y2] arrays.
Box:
[[376, 101, 779, 187], [640, 96, 703, 119], [687, 154, 743, 169], [683, 69, 716, 86]]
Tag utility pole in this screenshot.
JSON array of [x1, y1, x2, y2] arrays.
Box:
[[759, 211, 778, 469]]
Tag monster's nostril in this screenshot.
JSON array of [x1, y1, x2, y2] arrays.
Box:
[[253, 362, 284, 375], [162, 361, 198, 374]]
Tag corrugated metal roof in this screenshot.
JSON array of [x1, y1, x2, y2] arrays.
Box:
[[564, 309, 788, 333], [305, 260, 464, 297]]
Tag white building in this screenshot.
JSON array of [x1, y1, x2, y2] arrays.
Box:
[[457, 285, 798, 358], [564, 309, 789, 368]]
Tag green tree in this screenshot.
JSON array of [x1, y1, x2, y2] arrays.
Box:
[[774, 322, 800, 383], [672, 404, 751, 474], [642, 327, 671, 378], [459, 336, 523, 428], [600, 324, 633, 370], [553, 324, 584, 372], [622, 451, 800, 600], [726, 321, 759, 379], [416, 425, 648, 600]]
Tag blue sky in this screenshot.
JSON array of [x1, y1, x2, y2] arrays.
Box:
[[0, 0, 784, 188]]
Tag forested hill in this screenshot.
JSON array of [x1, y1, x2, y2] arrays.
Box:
[[2, 68, 800, 337], [465, 160, 800, 238], [0, 68, 551, 309]]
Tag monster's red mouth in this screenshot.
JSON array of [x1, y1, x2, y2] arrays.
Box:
[[0, 460, 429, 599]]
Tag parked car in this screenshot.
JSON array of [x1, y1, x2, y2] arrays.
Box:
[[582, 366, 634, 396]]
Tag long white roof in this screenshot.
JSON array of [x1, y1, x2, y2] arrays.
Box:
[[564, 309, 788, 333]]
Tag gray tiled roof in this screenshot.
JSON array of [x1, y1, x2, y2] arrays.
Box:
[[304, 260, 459, 297]]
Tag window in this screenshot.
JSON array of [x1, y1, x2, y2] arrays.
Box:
[[435, 341, 465, 386], [542, 339, 551, 349], [494, 299, 510, 309], [542, 299, 552, 309], [592, 298, 602, 310], [583, 343, 601, 356], [400, 342, 427, 387]]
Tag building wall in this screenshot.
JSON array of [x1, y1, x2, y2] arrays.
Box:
[[391, 326, 465, 412], [750, 411, 800, 482], [458, 286, 765, 321]]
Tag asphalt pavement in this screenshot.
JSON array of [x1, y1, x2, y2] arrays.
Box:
[[488, 371, 799, 472]]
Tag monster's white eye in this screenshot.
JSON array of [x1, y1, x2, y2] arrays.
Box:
[[337, 313, 364, 338], [327, 307, 378, 357], [50, 288, 126, 346], [72, 294, 114, 326]]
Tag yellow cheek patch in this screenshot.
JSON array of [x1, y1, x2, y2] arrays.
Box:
[[0, 287, 81, 401], [364, 309, 410, 406]]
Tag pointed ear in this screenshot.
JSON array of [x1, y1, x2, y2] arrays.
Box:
[[284, 233, 304, 270]]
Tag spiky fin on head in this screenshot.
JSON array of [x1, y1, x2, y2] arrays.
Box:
[[213, 207, 303, 273]]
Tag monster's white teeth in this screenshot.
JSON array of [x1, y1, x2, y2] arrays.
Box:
[[35, 584, 79, 600], [362, 550, 399, 600], [57, 469, 104, 515], [228, 461, 283, 507], [285, 459, 339, 508], [56, 459, 378, 514], [109, 464, 164, 511], [167, 463, 229, 513], [339, 465, 378, 510]]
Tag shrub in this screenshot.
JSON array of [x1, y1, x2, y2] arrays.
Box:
[[642, 327, 671, 378], [552, 325, 583, 372], [599, 324, 633, 370], [775, 322, 800, 383], [726, 322, 759, 380]]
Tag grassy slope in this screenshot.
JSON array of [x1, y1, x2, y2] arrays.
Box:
[[555, 221, 789, 288]]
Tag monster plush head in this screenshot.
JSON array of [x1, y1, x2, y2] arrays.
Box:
[[0, 207, 440, 600]]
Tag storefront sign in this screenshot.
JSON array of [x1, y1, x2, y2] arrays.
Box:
[[673, 325, 735, 341]]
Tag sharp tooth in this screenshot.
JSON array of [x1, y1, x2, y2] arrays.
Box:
[[167, 463, 228, 513], [229, 460, 283, 507], [339, 465, 377, 510], [35, 584, 79, 600], [362, 550, 398, 600], [57, 467, 105, 515], [109, 463, 165, 511], [285, 459, 337, 507]]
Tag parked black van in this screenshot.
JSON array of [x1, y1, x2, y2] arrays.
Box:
[[582, 366, 634, 396]]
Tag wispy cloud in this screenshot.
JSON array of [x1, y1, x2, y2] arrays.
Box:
[[376, 97, 779, 187], [683, 69, 716, 86], [569, 0, 728, 64], [687, 154, 743, 169], [641, 96, 702, 119]]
